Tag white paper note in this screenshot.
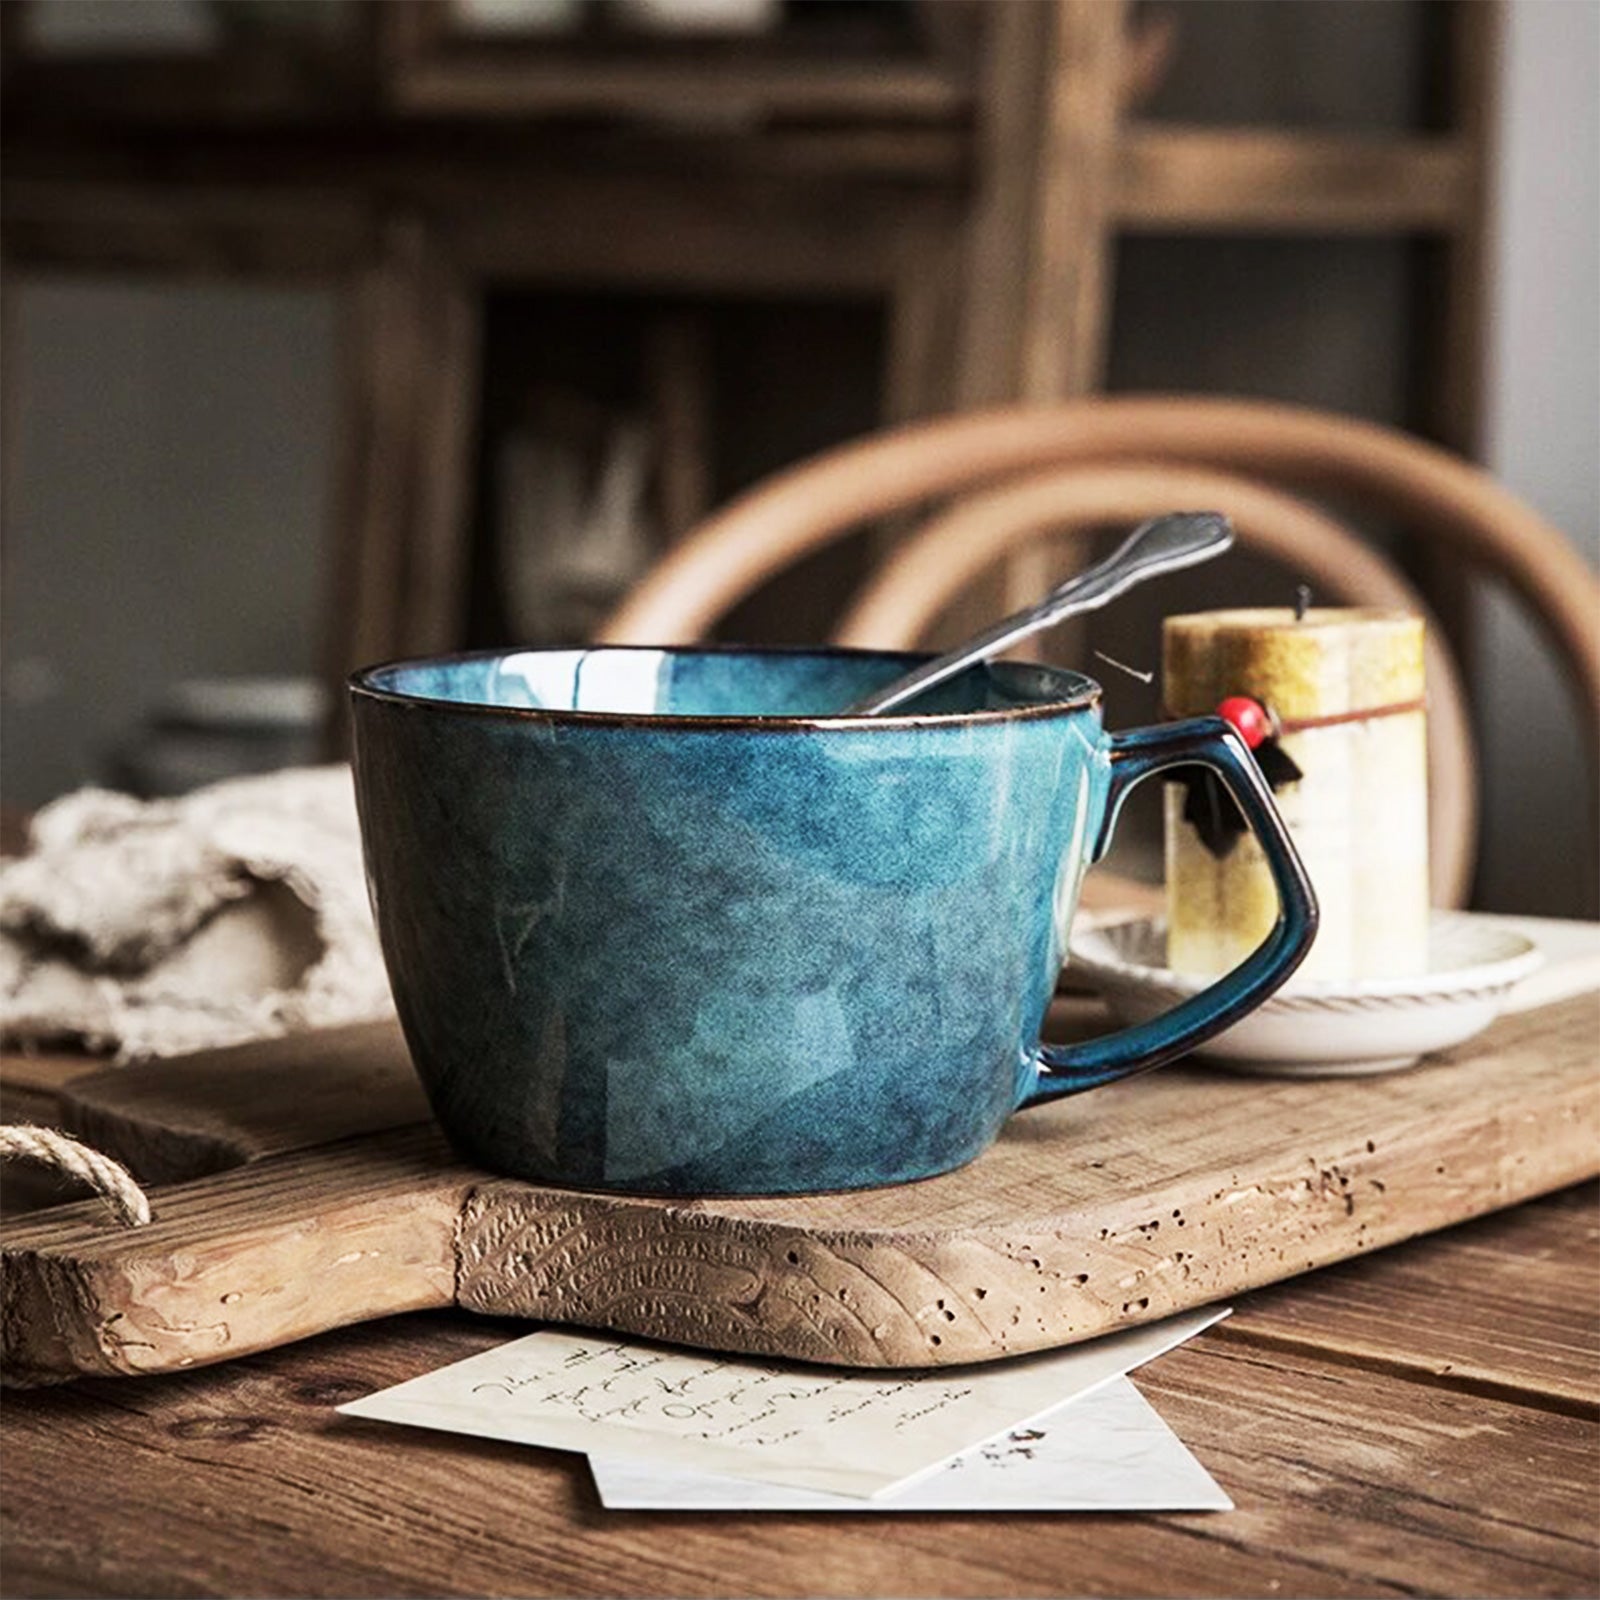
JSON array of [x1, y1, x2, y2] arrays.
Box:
[[589, 1374, 1232, 1512], [339, 1307, 1227, 1500]]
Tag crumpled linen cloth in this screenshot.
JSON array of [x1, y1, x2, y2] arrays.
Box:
[[0, 766, 395, 1061]]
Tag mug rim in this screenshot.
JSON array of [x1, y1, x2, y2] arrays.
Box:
[[349, 643, 1102, 732]]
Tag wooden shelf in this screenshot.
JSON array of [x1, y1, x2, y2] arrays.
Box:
[[0, 0, 1501, 708], [1115, 126, 1474, 234], [377, 0, 970, 126], [4, 4, 967, 131], [1, 121, 970, 198], [0, 130, 963, 292], [2, 125, 1479, 270], [390, 52, 971, 124]]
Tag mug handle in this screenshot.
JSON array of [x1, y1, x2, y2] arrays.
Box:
[[1021, 716, 1319, 1106]]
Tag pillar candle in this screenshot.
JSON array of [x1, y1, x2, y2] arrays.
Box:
[[1163, 607, 1430, 983]]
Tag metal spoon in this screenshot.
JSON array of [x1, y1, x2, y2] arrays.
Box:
[[844, 511, 1233, 716]]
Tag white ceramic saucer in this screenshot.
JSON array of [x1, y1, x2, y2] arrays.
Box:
[[1068, 912, 1544, 1076]]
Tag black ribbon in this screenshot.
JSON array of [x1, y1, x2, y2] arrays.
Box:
[[1173, 738, 1303, 858]]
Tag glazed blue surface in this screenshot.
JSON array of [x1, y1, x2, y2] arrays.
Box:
[[350, 647, 1315, 1196]]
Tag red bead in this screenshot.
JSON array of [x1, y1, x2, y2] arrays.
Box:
[[1216, 695, 1272, 749]]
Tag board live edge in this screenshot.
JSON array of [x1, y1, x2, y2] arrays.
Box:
[[2, 994, 1596, 1385]]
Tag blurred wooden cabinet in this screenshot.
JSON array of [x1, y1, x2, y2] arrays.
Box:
[[1, 0, 1501, 728]]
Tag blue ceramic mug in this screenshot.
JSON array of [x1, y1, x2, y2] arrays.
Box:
[[350, 646, 1316, 1196]]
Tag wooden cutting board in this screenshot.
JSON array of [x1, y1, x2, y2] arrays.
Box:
[[3, 991, 1596, 1386]]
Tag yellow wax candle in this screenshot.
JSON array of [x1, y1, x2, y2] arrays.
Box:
[[1163, 607, 1429, 983]]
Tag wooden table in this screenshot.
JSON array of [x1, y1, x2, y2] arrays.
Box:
[[4, 912, 1598, 1596], [2, 1175, 1595, 1597]]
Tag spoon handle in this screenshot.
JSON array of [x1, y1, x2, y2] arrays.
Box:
[[844, 511, 1232, 717]]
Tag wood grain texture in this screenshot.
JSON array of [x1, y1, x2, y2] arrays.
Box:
[[1135, 1337, 1600, 1598], [1, 1128, 466, 1384], [3, 997, 1595, 1384], [451, 996, 1599, 1367], [55, 1023, 422, 1184], [1224, 1182, 1600, 1414], [3, 1187, 1597, 1600]]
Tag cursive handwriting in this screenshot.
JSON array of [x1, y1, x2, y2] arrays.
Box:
[[457, 1334, 983, 1451]]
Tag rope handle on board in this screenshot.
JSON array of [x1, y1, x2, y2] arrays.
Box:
[[0, 1124, 151, 1227]]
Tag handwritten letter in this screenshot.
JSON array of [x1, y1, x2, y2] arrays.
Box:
[[339, 1309, 1227, 1499], [588, 1375, 1233, 1511]]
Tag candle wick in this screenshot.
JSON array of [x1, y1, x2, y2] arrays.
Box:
[[1294, 584, 1312, 622], [1092, 650, 1155, 685]]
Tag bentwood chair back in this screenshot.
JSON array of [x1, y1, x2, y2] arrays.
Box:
[[598, 398, 1600, 909]]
